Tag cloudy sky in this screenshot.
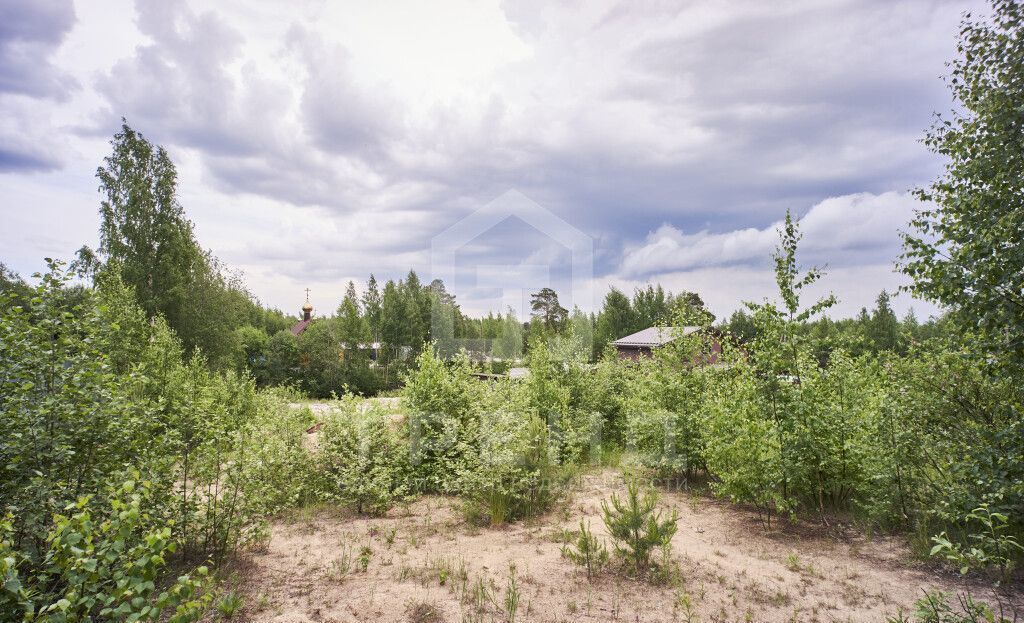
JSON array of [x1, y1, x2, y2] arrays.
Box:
[[0, 0, 978, 319]]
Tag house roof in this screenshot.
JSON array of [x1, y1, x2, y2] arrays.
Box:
[[611, 326, 700, 348]]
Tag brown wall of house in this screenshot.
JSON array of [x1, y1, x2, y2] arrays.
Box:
[[616, 346, 653, 360], [615, 339, 723, 364]]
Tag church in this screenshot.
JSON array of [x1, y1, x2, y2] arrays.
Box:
[[291, 292, 314, 336]]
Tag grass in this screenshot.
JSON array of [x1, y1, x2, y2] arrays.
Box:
[[328, 544, 353, 582], [674, 591, 699, 623], [785, 551, 802, 572], [504, 563, 521, 623], [215, 591, 245, 620]]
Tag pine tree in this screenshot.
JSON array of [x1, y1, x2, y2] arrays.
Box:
[[601, 481, 678, 576]]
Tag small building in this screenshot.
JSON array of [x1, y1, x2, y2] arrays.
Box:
[[611, 326, 721, 363]]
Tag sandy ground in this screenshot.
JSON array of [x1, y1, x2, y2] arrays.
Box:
[[223, 470, 1022, 623]]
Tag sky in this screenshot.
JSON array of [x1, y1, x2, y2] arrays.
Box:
[[0, 0, 981, 320]]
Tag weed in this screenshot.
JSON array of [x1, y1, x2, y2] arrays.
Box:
[[329, 545, 353, 581], [467, 575, 492, 612], [215, 591, 245, 620], [674, 591, 699, 623], [255, 593, 271, 612], [358, 545, 373, 572], [397, 563, 415, 582], [785, 551, 801, 572], [504, 563, 521, 623]]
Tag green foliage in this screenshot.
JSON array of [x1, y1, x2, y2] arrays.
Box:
[[0, 480, 211, 623], [530, 287, 568, 332], [601, 481, 678, 576], [622, 325, 716, 479], [403, 348, 482, 493], [888, 590, 1011, 623], [0, 261, 327, 620], [458, 410, 562, 525], [930, 505, 1023, 581], [93, 121, 274, 367], [214, 591, 244, 620], [319, 401, 410, 515], [503, 563, 520, 623], [901, 0, 1024, 376], [490, 307, 524, 361], [402, 343, 581, 524], [233, 393, 321, 517], [594, 288, 634, 355]]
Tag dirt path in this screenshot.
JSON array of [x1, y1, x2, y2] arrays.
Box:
[[229, 471, 1020, 623]]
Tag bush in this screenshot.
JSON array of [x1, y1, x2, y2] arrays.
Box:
[[319, 400, 410, 515], [887, 590, 1012, 623], [0, 261, 324, 618], [0, 477, 211, 623], [622, 327, 716, 479], [523, 336, 603, 465], [402, 348, 482, 493], [930, 505, 1023, 581], [234, 392, 322, 518], [457, 410, 565, 525], [703, 362, 789, 524]]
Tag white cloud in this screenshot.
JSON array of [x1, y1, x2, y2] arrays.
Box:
[[619, 191, 919, 277]]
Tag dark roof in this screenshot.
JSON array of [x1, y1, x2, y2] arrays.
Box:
[[611, 326, 700, 348], [290, 319, 312, 335]]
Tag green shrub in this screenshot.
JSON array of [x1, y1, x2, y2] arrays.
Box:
[[887, 590, 1011, 623], [214, 591, 245, 620], [0, 478, 211, 623], [457, 409, 565, 525], [233, 392, 322, 518], [930, 505, 1023, 581], [622, 324, 717, 478], [319, 401, 410, 515], [402, 348, 482, 493], [703, 363, 789, 524]]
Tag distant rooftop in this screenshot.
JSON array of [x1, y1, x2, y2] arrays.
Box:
[[611, 326, 700, 348]]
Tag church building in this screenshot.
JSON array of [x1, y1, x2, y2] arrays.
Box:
[[291, 294, 314, 336]]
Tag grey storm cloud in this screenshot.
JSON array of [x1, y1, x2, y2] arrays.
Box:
[[0, 144, 60, 172], [0, 0, 77, 172], [84, 0, 967, 234], [0, 0, 77, 100], [94, 0, 279, 158], [0, 0, 980, 317]]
